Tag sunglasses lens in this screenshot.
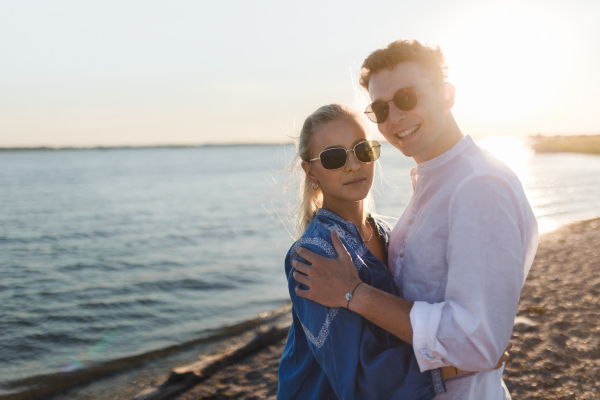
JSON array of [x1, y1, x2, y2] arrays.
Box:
[[366, 87, 421, 123], [320, 148, 347, 170], [367, 101, 388, 123], [393, 87, 418, 111], [354, 141, 381, 163]]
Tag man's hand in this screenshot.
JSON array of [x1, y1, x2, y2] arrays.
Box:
[[292, 231, 362, 308]]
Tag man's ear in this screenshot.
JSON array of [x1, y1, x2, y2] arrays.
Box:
[[441, 82, 455, 110]]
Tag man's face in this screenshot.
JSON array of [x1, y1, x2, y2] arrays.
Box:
[[368, 62, 448, 163]]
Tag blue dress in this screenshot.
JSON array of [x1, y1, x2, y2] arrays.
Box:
[[277, 209, 446, 400]]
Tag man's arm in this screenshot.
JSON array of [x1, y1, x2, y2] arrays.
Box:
[[409, 176, 525, 372]]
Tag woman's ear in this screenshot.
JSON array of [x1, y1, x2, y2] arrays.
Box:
[[441, 82, 455, 110], [301, 161, 316, 181]]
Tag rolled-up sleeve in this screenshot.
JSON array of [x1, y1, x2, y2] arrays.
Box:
[[410, 175, 526, 372]]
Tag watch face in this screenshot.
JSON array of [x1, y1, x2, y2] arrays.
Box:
[[345, 293, 352, 301]]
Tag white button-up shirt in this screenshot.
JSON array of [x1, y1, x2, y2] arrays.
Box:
[[389, 136, 538, 400]]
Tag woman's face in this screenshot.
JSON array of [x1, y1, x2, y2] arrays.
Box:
[[303, 117, 375, 206]]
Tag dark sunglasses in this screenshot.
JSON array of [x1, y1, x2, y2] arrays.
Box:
[[364, 82, 442, 123], [309, 140, 381, 170]]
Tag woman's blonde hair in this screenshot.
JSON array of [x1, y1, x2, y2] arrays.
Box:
[[292, 104, 375, 239]]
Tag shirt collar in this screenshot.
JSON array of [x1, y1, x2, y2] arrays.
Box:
[[410, 135, 474, 188]]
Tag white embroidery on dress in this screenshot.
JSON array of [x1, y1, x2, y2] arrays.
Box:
[[290, 237, 337, 260], [289, 236, 341, 349], [321, 221, 368, 259], [289, 236, 337, 260], [317, 209, 356, 232], [290, 213, 388, 351], [300, 307, 340, 348], [430, 368, 446, 395]]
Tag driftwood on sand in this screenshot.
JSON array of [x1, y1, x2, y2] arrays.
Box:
[[131, 325, 290, 400]]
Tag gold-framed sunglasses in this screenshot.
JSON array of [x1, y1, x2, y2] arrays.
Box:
[[309, 140, 381, 170]]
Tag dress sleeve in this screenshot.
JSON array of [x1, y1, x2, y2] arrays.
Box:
[[287, 234, 445, 400], [410, 175, 526, 372]]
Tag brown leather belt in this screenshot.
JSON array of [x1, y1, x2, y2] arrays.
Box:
[[441, 366, 466, 380]]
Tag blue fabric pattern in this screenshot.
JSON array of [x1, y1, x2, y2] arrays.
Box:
[[277, 209, 446, 400]]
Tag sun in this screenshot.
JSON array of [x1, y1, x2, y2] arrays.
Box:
[[441, 2, 571, 136]]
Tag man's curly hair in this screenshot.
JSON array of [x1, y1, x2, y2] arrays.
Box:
[[359, 40, 448, 89]]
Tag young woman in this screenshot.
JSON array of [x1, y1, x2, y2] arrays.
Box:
[[277, 104, 508, 400], [277, 104, 447, 400]]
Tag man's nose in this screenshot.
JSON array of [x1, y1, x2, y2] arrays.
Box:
[[388, 101, 408, 124]]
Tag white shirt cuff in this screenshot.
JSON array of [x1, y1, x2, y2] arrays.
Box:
[[410, 300, 448, 372]]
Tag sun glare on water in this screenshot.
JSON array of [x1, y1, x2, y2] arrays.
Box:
[[442, 2, 571, 136], [476, 136, 578, 235]]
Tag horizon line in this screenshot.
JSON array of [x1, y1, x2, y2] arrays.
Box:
[[2, 133, 599, 152], [0, 142, 296, 152]]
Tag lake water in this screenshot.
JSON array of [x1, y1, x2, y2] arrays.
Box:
[[1, 138, 600, 396]]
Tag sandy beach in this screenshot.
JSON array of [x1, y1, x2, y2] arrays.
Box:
[[173, 217, 600, 400], [503, 217, 600, 399]]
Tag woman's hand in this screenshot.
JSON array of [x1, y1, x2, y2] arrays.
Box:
[[493, 340, 512, 370], [453, 340, 512, 375]]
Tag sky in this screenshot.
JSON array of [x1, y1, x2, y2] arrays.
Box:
[[1, 0, 599, 147]]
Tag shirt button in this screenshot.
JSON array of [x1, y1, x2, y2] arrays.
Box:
[[399, 252, 404, 258], [408, 219, 413, 225]]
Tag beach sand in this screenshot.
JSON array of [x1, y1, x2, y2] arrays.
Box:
[[503, 217, 600, 399], [171, 217, 600, 400]]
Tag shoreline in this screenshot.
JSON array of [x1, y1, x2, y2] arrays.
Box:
[[167, 217, 600, 400], [175, 217, 600, 400], [1, 306, 292, 400], [7, 217, 600, 400], [180, 217, 600, 399], [172, 217, 600, 400], [531, 134, 600, 155]]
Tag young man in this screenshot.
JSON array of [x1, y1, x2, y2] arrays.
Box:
[[292, 40, 538, 399]]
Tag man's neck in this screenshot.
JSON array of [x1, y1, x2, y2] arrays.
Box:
[[414, 113, 464, 164]]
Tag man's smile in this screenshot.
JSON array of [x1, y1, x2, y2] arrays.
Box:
[[396, 125, 420, 139]]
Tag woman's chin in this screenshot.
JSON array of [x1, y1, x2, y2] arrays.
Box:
[[340, 188, 372, 203], [322, 180, 374, 205]]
